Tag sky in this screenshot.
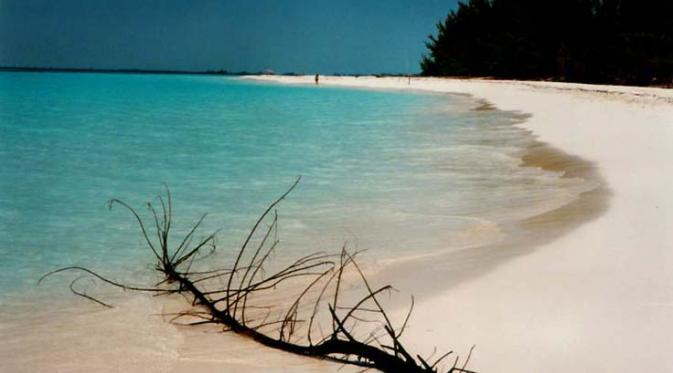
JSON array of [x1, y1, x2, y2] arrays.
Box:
[[0, 0, 458, 74]]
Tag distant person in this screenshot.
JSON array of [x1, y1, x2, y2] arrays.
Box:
[[315, 74, 319, 85]]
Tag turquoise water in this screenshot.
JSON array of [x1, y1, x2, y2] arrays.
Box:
[[0, 72, 582, 303]]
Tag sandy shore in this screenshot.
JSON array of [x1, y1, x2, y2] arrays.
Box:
[[241, 75, 673, 372], [5, 76, 670, 373]]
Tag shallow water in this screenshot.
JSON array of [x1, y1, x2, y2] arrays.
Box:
[[0, 72, 592, 371], [0, 72, 590, 297]]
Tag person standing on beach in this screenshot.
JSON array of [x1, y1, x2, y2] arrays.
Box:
[[315, 74, 319, 85]]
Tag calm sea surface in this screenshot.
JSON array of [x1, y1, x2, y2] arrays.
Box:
[[0, 72, 582, 302], [0, 72, 598, 372]]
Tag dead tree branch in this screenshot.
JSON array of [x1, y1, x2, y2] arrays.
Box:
[[40, 178, 476, 373]]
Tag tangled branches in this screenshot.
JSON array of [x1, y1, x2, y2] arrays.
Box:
[[40, 178, 475, 373]]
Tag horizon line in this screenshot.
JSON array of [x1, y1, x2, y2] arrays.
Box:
[[0, 66, 418, 77]]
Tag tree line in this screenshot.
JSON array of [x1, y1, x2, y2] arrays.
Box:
[[421, 0, 673, 85]]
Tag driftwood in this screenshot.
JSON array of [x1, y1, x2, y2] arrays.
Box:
[[40, 178, 475, 373]]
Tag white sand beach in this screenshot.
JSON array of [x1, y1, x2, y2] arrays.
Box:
[[241, 75, 673, 373], [4, 0, 673, 370], [4, 76, 671, 373]]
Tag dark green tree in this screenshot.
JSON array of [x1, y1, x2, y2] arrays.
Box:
[[421, 0, 673, 85]]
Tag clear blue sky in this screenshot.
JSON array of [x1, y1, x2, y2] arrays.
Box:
[[0, 0, 458, 74]]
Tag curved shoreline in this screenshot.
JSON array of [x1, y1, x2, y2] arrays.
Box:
[[245, 75, 673, 373], [369, 138, 609, 308], [247, 74, 609, 301], [3, 75, 669, 373]]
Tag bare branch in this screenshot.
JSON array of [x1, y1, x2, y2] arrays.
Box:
[[44, 182, 475, 373]]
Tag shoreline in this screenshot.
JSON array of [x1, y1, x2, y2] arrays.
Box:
[[3, 75, 671, 372], [368, 139, 609, 308], [245, 75, 673, 372], [247, 74, 609, 288]]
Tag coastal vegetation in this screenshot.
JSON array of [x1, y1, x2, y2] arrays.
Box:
[[40, 181, 475, 373], [421, 0, 673, 85]]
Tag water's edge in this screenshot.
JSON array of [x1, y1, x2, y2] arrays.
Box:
[[0, 75, 609, 372]]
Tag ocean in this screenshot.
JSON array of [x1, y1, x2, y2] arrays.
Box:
[[0, 72, 592, 371], [0, 72, 589, 298]]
